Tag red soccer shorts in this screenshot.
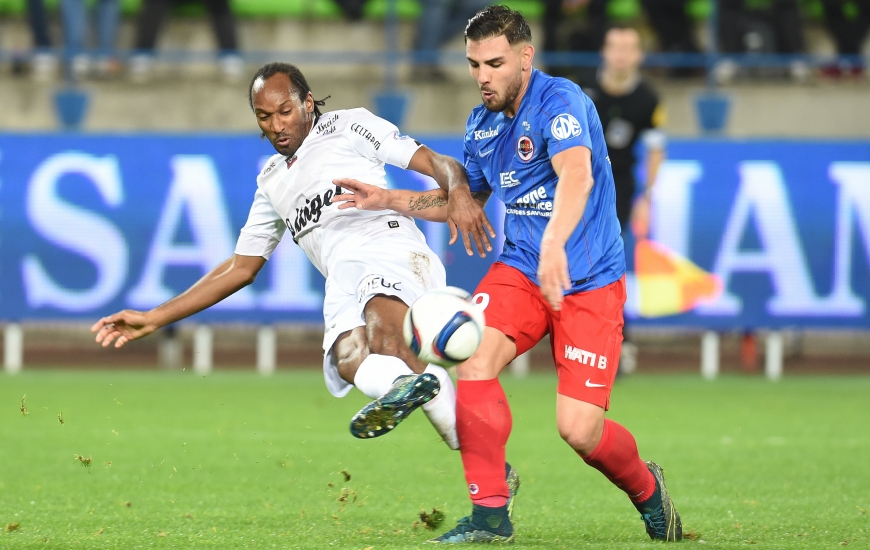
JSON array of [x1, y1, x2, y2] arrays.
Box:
[[472, 262, 626, 410]]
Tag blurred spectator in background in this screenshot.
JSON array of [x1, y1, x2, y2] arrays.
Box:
[[820, 0, 869, 76], [333, 0, 368, 20], [129, 0, 242, 83], [563, 0, 609, 52], [639, 0, 700, 76], [543, 0, 609, 78], [27, 0, 58, 80], [579, 26, 666, 374], [61, 0, 121, 79], [546, 0, 699, 78], [412, 0, 491, 81], [716, 0, 808, 82]]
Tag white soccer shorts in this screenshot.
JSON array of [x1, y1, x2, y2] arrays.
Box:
[[321, 230, 446, 397]]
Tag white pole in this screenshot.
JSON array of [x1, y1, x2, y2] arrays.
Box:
[[193, 325, 213, 375], [4, 324, 23, 374], [510, 351, 530, 377], [158, 327, 182, 370], [765, 331, 783, 381], [256, 326, 277, 375], [701, 330, 719, 380]]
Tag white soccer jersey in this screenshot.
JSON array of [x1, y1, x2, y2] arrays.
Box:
[[234, 108, 424, 275]]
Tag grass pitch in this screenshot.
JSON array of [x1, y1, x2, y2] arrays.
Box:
[[1, 371, 868, 549]]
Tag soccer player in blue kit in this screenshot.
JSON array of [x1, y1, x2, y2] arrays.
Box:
[[332, 5, 682, 544], [435, 6, 681, 543]]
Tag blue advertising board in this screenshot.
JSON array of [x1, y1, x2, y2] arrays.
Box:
[[0, 135, 868, 328]]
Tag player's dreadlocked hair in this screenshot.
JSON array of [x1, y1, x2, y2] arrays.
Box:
[[248, 62, 330, 117], [464, 5, 531, 46]]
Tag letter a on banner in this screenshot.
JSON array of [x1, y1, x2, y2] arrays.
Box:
[[128, 155, 255, 309], [699, 161, 832, 316]]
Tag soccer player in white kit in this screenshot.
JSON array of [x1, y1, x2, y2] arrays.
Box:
[[91, 62, 496, 450]]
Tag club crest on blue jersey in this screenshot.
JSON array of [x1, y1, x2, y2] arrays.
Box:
[[551, 114, 582, 140], [517, 136, 534, 161]]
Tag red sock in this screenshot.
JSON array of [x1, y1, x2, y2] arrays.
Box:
[[456, 379, 512, 506], [581, 419, 656, 503]]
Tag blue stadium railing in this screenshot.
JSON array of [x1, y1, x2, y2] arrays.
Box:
[[1, 49, 865, 72], [0, 0, 864, 80]]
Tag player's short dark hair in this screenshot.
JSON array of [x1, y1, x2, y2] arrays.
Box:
[[605, 23, 641, 38], [248, 62, 329, 117], [464, 5, 532, 46]]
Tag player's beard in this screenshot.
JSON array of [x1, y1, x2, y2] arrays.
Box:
[[271, 113, 312, 158], [272, 128, 304, 158], [481, 68, 523, 113]]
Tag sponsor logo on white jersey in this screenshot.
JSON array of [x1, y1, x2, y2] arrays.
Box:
[[314, 113, 339, 136], [285, 184, 342, 239], [565, 345, 608, 369], [358, 274, 403, 303], [499, 171, 520, 188], [551, 114, 582, 140], [474, 127, 499, 140], [391, 131, 420, 145], [350, 123, 381, 150]]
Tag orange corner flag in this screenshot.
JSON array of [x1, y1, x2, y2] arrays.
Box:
[[634, 239, 723, 318]]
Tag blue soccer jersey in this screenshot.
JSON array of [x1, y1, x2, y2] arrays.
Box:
[[464, 68, 625, 293]]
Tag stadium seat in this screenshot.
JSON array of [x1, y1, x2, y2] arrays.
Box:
[[0, 0, 27, 16], [0, 0, 550, 20], [0, 0, 826, 21], [607, 0, 642, 20], [686, 0, 712, 20], [502, 0, 544, 19]]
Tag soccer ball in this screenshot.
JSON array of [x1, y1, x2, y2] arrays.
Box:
[[403, 287, 486, 367]]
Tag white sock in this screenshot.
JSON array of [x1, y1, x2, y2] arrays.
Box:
[[422, 364, 459, 450], [352, 354, 413, 400]]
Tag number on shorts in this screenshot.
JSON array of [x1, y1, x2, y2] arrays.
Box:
[[472, 293, 490, 310]]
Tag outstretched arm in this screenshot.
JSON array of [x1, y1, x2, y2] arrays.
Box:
[[408, 146, 496, 257], [333, 145, 496, 256], [91, 254, 266, 348], [332, 178, 451, 221]]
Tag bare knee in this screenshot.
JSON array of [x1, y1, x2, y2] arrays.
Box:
[[455, 328, 517, 380], [456, 354, 500, 380], [333, 327, 368, 384], [557, 414, 604, 456]]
